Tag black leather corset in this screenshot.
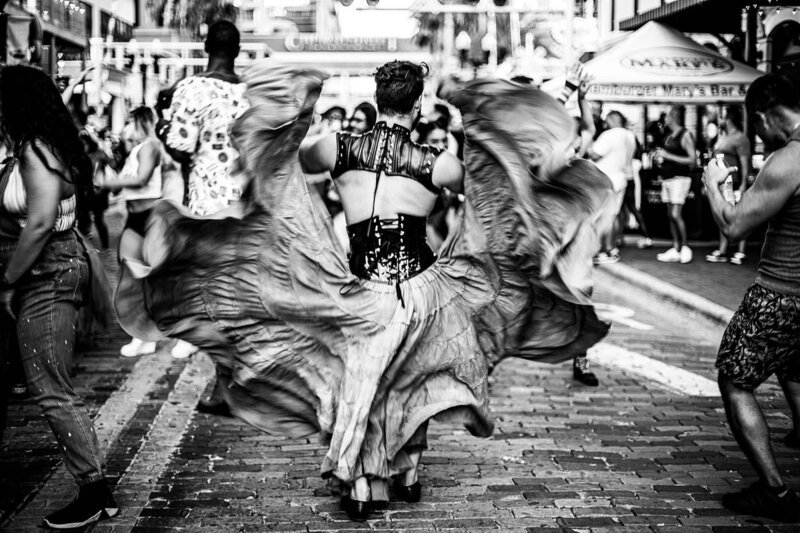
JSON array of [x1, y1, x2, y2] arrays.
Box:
[[347, 214, 434, 284], [332, 122, 442, 193]]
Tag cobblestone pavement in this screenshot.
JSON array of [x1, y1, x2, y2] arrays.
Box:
[[1, 209, 798, 532]]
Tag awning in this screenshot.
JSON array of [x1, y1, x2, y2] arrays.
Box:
[[583, 21, 763, 104], [619, 0, 792, 33]]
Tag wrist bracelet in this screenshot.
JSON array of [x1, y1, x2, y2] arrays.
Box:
[[564, 80, 579, 91]]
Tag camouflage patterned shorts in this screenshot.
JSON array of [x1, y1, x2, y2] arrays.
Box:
[[716, 284, 800, 391]]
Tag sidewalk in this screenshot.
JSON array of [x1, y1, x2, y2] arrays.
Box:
[[601, 236, 760, 324]]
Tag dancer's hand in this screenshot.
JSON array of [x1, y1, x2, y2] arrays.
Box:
[[0, 287, 16, 321], [577, 67, 593, 99]]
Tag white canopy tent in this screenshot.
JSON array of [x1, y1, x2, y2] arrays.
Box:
[[583, 22, 763, 104]]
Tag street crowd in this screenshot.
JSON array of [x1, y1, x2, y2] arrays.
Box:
[[1, 18, 799, 531]]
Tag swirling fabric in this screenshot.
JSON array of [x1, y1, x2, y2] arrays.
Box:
[[114, 63, 615, 495]]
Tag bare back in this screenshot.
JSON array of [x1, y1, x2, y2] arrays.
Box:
[[335, 170, 438, 224], [300, 121, 463, 225]]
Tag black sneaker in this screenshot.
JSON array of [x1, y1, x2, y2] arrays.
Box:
[[196, 397, 232, 417], [573, 357, 599, 386], [722, 481, 800, 522], [393, 480, 422, 503], [43, 480, 118, 529]]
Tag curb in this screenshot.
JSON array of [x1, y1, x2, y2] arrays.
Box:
[[598, 261, 735, 327]]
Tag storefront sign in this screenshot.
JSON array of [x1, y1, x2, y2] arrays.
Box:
[[589, 83, 748, 101], [621, 47, 734, 76], [284, 35, 398, 52]]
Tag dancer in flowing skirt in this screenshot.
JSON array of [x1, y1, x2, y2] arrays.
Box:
[[114, 62, 616, 520]]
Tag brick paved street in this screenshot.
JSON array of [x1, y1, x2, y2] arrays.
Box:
[[1, 208, 799, 532]]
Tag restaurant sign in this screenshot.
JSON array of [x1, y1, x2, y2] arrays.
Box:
[[621, 47, 734, 76], [285, 35, 398, 52], [588, 83, 748, 102]]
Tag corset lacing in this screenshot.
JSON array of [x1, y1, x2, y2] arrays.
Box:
[[347, 215, 434, 306]]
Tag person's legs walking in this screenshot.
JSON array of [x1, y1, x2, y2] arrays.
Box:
[[716, 284, 800, 522], [14, 238, 117, 528], [622, 189, 652, 246], [719, 234, 729, 255], [670, 204, 687, 249], [0, 314, 13, 444], [730, 238, 748, 265], [667, 209, 680, 251], [92, 203, 109, 249], [718, 374, 783, 487], [395, 421, 427, 503], [658, 178, 692, 262], [16, 256, 107, 484], [718, 373, 800, 520], [707, 230, 730, 262]]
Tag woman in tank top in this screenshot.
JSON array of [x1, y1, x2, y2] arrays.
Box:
[[0, 65, 118, 529], [101, 107, 163, 357]]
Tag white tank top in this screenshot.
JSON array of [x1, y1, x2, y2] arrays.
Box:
[[120, 142, 162, 201], [2, 157, 77, 233]]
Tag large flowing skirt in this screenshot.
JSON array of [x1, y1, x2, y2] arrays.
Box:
[[114, 64, 616, 495]]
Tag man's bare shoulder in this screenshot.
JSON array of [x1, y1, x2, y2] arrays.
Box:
[[762, 142, 800, 185]]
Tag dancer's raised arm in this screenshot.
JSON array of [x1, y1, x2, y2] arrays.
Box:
[[299, 132, 337, 174]]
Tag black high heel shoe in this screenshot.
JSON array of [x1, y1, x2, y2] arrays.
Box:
[[340, 495, 370, 522], [394, 481, 422, 503]]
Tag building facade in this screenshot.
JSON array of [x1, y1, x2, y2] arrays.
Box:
[[22, 0, 135, 68], [233, 0, 338, 36], [597, 0, 800, 74]]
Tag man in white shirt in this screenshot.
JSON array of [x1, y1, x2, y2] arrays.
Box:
[[588, 111, 637, 263]]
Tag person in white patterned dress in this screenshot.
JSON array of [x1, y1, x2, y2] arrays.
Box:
[[163, 20, 248, 375], [166, 20, 248, 217]]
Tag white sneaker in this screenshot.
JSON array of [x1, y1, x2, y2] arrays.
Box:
[[170, 339, 198, 359], [680, 246, 693, 264], [730, 252, 746, 265], [120, 338, 157, 358], [656, 248, 681, 262], [594, 249, 620, 265], [636, 237, 654, 249]]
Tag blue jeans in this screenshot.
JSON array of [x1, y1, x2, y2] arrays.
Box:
[[0, 231, 106, 486]]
